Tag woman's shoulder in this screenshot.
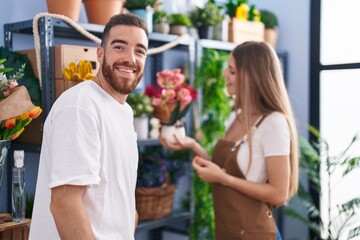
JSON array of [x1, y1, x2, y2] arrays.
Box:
[[261, 111, 288, 128]]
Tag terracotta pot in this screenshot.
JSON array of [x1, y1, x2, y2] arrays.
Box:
[[264, 29, 278, 49], [46, 0, 82, 21], [170, 25, 187, 35], [154, 22, 170, 34], [84, 0, 124, 25]]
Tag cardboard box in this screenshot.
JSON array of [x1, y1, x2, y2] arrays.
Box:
[[16, 45, 99, 144], [228, 19, 265, 44]]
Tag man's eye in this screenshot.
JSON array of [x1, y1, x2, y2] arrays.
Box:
[[114, 46, 126, 50], [135, 49, 147, 56]]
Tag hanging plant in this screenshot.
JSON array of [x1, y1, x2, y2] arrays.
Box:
[[190, 48, 232, 240]]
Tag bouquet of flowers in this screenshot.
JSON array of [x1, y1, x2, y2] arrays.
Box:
[[145, 68, 197, 126], [0, 58, 42, 140]]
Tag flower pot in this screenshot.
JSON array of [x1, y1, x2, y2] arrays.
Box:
[[264, 29, 278, 49], [129, 9, 154, 33], [160, 124, 186, 144], [84, 0, 124, 25], [170, 25, 188, 35], [154, 22, 170, 34], [197, 25, 214, 39], [134, 115, 149, 140], [0, 140, 11, 193], [46, 0, 82, 21]]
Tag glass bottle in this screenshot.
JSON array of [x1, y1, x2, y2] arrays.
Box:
[[12, 150, 25, 222]]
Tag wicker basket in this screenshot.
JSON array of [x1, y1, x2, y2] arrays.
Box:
[[135, 185, 176, 220]]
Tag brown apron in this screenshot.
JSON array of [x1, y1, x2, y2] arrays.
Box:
[[212, 119, 277, 240]]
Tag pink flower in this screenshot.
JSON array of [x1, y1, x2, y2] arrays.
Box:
[[177, 88, 192, 105], [156, 68, 185, 88]]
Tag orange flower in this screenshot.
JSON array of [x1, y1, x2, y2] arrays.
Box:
[[4, 117, 16, 129], [17, 112, 29, 120], [29, 106, 42, 119]]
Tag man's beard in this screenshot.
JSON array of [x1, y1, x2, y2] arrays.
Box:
[[102, 58, 143, 95]]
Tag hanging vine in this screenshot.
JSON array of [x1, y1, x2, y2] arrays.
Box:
[[190, 48, 232, 240]]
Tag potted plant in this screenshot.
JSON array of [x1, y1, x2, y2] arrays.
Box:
[[145, 68, 197, 143], [126, 91, 153, 140], [284, 127, 360, 239], [189, 1, 223, 39], [260, 9, 279, 48], [224, 0, 264, 44], [136, 148, 186, 220], [124, 0, 157, 32], [83, 0, 125, 25], [153, 10, 170, 34], [168, 13, 192, 35], [46, 0, 82, 21]]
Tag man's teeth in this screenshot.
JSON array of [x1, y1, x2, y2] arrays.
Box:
[[117, 68, 134, 73]]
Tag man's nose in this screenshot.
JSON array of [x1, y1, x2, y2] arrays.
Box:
[[124, 50, 136, 64]]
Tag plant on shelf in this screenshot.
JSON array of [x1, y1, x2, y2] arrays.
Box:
[[135, 147, 187, 220], [189, 1, 223, 39], [0, 58, 42, 141], [124, 0, 157, 10], [284, 126, 360, 240], [260, 9, 279, 48], [153, 10, 170, 34], [168, 13, 192, 35], [190, 49, 232, 240], [127, 91, 153, 118]]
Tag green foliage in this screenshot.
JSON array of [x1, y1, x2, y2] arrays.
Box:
[[189, 2, 223, 27], [224, 0, 248, 18], [260, 10, 278, 29], [126, 92, 153, 117], [26, 193, 34, 218], [168, 13, 192, 27], [284, 127, 360, 240], [0, 47, 41, 106], [190, 49, 232, 240], [153, 10, 168, 24], [124, 0, 156, 10]]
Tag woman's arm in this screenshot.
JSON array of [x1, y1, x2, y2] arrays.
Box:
[[192, 155, 290, 206], [50, 185, 95, 240], [159, 135, 211, 160]]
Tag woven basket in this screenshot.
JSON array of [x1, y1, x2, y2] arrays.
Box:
[[135, 185, 176, 220]]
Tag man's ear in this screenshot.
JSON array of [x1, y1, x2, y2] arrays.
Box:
[[97, 46, 104, 64]]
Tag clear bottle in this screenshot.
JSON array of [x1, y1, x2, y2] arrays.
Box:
[[12, 150, 25, 222]]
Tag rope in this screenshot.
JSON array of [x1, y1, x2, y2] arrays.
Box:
[[32, 12, 191, 89]]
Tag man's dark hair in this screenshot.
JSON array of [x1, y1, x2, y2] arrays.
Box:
[[101, 13, 148, 46]]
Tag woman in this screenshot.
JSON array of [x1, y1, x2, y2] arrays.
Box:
[[160, 41, 298, 239]]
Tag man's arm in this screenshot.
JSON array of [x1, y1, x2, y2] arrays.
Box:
[[50, 185, 95, 240]]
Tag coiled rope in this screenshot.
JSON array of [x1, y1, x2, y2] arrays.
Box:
[[32, 12, 191, 88]]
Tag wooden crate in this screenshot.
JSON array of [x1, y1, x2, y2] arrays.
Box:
[[228, 18, 265, 44], [0, 213, 31, 240]]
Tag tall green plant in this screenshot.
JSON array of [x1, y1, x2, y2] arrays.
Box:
[[284, 127, 360, 239], [190, 49, 232, 240]]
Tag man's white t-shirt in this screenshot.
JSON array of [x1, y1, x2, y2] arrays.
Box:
[[29, 81, 138, 240], [225, 111, 290, 183]]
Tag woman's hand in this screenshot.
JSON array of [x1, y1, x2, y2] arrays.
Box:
[[159, 133, 196, 151], [192, 156, 227, 184]]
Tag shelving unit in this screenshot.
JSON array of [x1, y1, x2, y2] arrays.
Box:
[[4, 16, 195, 239]]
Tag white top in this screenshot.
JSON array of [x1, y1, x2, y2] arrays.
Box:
[[225, 111, 290, 183], [29, 81, 139, 240]]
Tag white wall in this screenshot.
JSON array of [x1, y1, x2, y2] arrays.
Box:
[[0, 0, 311, 238]]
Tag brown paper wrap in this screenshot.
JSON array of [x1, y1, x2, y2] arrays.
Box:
[[0, 86, 36, 121]]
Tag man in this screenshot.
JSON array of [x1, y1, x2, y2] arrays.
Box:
[[29, 13, 148, 240]]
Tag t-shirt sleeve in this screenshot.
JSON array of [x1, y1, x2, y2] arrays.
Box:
[[46, 106, 101, 188], [261, 113, 290, 157]]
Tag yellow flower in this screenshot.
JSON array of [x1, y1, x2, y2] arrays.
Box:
[[236, 3, 250, 20]]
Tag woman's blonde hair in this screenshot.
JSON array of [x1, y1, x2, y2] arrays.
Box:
[[232, 41, 299, 199]]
